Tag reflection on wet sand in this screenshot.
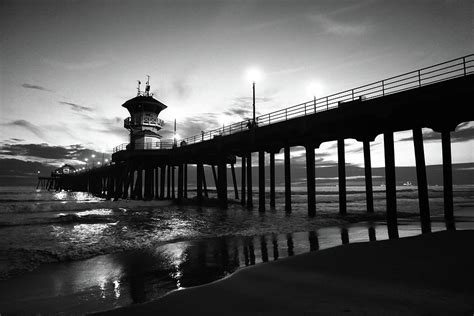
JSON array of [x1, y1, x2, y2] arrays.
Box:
[[272, 234, 279, 260], [0, 221, 460, 314], [369, 227, 376, 241], [308, 231, 319, 251]]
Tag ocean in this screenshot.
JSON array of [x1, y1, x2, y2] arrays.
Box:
[[0, 184, 473, 314]]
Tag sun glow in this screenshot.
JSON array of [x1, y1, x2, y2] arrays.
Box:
[[245, 67, 264, 83], [307, 81, 325, 99]]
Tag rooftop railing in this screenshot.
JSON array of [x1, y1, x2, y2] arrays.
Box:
[[113, 141, 175, 153], [114, 54, 473, 153], [124, 116, 165, 129]]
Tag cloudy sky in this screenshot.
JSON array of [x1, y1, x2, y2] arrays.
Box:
[[0, 0, 473, 179]]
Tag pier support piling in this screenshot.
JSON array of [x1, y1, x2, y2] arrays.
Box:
[[160, 166, 165, 199], [363, 140, 374, 213], [241, 156, 246, 206], [217, 160, 228, 207], [177, 164, 183, 203], [197, 163, 203, 203], [144, 167, 153, 200], [338, 139, 347, 215], [413, 128, 431, 233], [284, 145, 292, 213], [154, 167, 159, 199], [212, 165, 218, 190], [171, 166, 176, 199], [246, 152, 253, 208], [135, 167, 143, 200], [184, 164, 188, 198], [231, 163, 239, 200], [306, 145, 316, 217], [258, 150, 265, 212], [441, 131, 455, 230], [384, 131, 399, 239], [269, 152, 276, 209], [203, 166, 208, 198], [167, 166, 172, 199]]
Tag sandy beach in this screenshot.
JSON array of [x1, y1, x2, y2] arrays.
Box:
[[99, 230, 474, 315]]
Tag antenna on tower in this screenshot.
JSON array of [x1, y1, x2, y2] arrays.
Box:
[[173, 119, 177, 147], [137, 80, 141, 96], [145, 75, 151, 95]]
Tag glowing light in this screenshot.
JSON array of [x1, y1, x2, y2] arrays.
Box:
[[85, 158, 88, 161], [245, 67, 264, 83], [53, 191, 68, 200], [307, 81, 324, 98], [75, 209, 114, 218], [91, 154, 96, 158], [97, 161, 101, 165], [113, 280, 121, 298]]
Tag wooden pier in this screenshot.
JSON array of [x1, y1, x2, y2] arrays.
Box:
[[58, 55, 474, 237]]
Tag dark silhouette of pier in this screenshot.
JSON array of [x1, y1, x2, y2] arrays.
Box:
[[59, 55, 474, 238]]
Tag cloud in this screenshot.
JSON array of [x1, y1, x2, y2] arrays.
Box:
[[43, 58, 108, 71], [59, 101, 93, 112], [398, 125, 474, 143], [1, 143, 70, 159], [0, 143, 105, 162], [94, 116, 128, 137], [224, 96, 273, 120], [167, 113, 220, 141], [172, 79, 192, 99], [21, 83, 52, 92], [6, 138, 25, 143], [6, 120, 46, 139], [308, 14, 368, 36], [0, 158, 55, 185]]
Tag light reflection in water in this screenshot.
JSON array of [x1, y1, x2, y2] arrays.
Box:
[[157, 242, 189, 289], [71, 191, 104, 202], [98, 276, 107, 298], [113, 280, 121, 298], [75, 209, 113, 217], [72, 224, 109, 241], [50, 223, 110, 244], [53, 191, 67, 200]]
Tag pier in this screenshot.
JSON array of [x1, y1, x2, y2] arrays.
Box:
[[59, 55, 474, 237]]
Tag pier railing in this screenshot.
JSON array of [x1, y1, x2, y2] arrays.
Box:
[[113, 141, 175, 153], [113, 54, 473, 152], [179, 54, 473, 145]]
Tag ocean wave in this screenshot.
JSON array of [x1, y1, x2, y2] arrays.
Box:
[[0, 199, 174, 214]]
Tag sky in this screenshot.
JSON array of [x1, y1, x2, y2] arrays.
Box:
[[0, 0, 473, 182]]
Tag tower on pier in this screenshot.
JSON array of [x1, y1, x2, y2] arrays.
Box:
[[122, 77, 167, 150]]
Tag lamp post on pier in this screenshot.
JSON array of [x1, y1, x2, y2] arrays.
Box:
[[252, 81, 256, 126], [246, 67, 263, 128]]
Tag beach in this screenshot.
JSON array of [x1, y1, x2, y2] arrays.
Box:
[[0, 185, 473, 314], [99, 230, 474, 315]]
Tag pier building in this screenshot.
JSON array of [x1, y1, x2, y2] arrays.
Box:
[[123, 77, 167, 150]]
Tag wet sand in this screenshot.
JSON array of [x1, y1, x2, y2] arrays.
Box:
[[99, 230, 474, 315]]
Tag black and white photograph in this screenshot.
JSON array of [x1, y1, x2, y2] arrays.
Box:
[[0, 0, 473, 314]]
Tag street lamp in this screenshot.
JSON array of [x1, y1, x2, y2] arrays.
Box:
[[91, 154, 96, 168], [307, 81, 324, 112], [85, 158, 89, 169], [246, 67, 263, 127]]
